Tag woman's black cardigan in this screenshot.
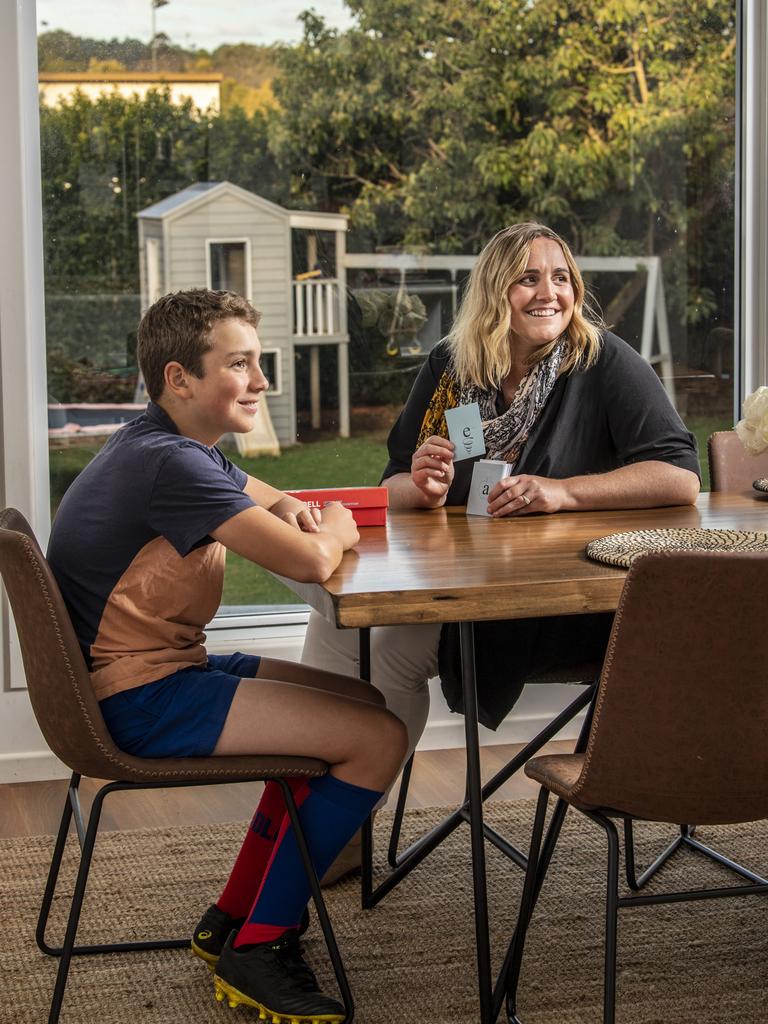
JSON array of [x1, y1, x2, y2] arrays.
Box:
[[381, 333, 701, 728]]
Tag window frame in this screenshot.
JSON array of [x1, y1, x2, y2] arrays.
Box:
[[205, 237, 253, 300], [259, 347, 283, 396], [737, 0, 768, 406], [1, 0, 52, 690]]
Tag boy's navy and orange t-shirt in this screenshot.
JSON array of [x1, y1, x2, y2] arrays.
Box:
[[48, 402, 254, 701]]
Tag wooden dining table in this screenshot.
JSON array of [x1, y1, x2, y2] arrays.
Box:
[[276, 491, 768, 1023]]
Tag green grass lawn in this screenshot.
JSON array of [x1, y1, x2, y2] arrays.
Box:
[[48, 413, 732, 609]]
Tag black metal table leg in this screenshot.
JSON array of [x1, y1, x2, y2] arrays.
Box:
[[459, 621, 493, 1024], [359, 628, 375, 907]]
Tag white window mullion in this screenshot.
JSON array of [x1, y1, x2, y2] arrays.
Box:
[[0, 0, 50, 700], [0, 0, 50, 544], [739, 0, 768, 404]]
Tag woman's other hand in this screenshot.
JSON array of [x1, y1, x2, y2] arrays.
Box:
[[487, 474, 568, 516], [411, 436, 455, 502]]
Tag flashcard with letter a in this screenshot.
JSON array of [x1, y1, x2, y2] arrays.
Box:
[[466, 459, 513, 516], [444, 403, 486, 461]]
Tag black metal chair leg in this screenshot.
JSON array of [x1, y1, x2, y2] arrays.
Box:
[[277, 780, 354, 1023], [586, 812, 620, 1024], [387, 753, 414, 868], [682, 831, 768, 885], [500, 700, 599, 1022], [38, 781, 191, 959], [622, 821, 765, 891], [47, 782, 109, 1024], [525, 701, 596, 901], [68, 776, 87, 849], [531, 796, 569, 905], [38, 774, 354, 1024], [520, 695, 598, 908], [36, 773, 79, 956], [624, 820, 691, 890], [502, 787, 551, 1023]]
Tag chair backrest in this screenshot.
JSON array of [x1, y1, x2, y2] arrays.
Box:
[[570, 549, 768, 825], [708, 430, 768, 491], [0, 508, 138, 777]]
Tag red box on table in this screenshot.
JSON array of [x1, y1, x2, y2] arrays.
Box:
[[285, 486, 388, 527]]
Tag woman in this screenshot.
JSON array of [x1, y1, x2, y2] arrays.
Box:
[[303, 223, 700, 876]]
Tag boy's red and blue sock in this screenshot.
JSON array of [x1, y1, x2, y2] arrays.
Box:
[[216, 778, 305, 919], [234, 773, 381, 947]]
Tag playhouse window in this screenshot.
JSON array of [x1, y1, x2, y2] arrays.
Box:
[[260, 349, 282, 396], [208, 241, 250, 298]]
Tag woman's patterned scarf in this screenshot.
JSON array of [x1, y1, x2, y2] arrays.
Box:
[[460, 337, 566, 466]]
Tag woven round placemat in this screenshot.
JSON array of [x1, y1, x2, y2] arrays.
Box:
[[754, 478, 768, 493], [586, 527, 768, 568]]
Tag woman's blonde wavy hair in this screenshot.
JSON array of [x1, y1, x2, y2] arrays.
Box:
[[447, 222, 604, 389]]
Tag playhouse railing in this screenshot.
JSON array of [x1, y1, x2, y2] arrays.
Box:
[[293, 278, 341, 337]]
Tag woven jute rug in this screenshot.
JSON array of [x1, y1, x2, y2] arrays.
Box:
[[1, 801, 766, 1023]]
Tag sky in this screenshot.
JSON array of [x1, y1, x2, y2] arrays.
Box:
[[36, 0, 356, 49]]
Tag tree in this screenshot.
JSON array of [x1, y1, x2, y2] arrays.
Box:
[[40, 90, 284, 399], [38, 30, 150, 71], [40, 90, 285, 290], [271, 0, 735, 341]]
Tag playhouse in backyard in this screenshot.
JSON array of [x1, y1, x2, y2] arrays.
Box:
[[137, 181, 351, 447]]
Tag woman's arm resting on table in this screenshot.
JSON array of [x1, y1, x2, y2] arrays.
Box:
[[384, 435, 456, 509], [212, 501, 358, 582], [488, 460, 700, 517]]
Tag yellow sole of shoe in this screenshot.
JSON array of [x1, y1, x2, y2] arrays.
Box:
[[213, 975, 344, 1024], [190, 940, 218, 971]]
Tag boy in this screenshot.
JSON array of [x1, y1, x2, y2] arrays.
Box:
[[48, 289, 407, 1022]]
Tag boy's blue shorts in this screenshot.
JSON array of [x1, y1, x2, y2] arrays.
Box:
[[99, 652, 261, 758]]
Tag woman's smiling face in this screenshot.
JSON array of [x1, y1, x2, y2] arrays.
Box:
[[507, 236, 575, 352]]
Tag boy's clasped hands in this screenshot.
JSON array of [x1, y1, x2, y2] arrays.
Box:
[[269, 494, 359, 545]]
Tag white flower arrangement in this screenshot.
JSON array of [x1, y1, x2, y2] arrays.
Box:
[[735, 386, 768, 455]]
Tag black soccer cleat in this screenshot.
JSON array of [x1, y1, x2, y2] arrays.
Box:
[[191, 903, 311, 970], [213, 931, 344, 1023], [191, 904, 246, 969]]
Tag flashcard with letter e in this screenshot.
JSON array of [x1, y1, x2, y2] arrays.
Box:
[[444, 403, 486, 461]]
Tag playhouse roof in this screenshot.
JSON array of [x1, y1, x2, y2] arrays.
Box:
[[137, 181, 347, 231], [137, 182, 224, 219]]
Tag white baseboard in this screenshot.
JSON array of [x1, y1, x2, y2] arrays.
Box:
[[0, 750, 69, 784]]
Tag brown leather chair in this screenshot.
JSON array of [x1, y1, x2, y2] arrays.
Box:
[[708, 429, 768, 491], [503, 550, 768, 1024], [0, 509, 352, 1024]]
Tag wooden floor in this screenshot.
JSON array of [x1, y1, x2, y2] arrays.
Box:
[[0, 740, 572, 839]]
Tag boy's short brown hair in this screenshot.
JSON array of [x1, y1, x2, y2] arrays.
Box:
[[137, 289, 262, 401]]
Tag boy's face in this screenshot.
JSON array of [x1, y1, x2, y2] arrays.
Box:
[[186, 318, 269, 442]]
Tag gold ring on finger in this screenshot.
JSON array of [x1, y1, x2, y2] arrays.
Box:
[[520, 494, 531, 505]]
